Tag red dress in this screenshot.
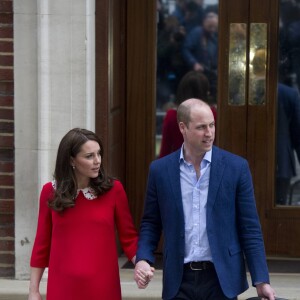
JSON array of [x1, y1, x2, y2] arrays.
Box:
[[159, 109, 183, 158], [30, 180, 138, 300]]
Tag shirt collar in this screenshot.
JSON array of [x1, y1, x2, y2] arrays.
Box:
[[51, 180, 97, 200], [78, 187, 97, 200], [179, 145, 212, 164]]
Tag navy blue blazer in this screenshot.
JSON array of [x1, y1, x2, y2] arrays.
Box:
[[136, 146, 270, 299]]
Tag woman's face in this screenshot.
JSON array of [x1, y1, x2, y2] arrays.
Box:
[[70, 140, 101, 188]]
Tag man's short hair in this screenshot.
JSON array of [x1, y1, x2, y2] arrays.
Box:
[[177, 98, 211, 126], [177, 102, 192, 126]]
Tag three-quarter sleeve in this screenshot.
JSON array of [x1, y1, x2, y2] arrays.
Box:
[[30, 182, 53, 268], [114, 181, 138, 261]]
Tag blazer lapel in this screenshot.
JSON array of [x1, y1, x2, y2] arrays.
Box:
[[166, 150, 184, 218], [207, 146, 226, 216]]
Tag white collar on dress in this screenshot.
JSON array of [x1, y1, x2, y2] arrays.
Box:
[[51, 180, 97, 200]]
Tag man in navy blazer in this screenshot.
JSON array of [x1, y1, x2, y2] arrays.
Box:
[[134, 99, 275, 299]]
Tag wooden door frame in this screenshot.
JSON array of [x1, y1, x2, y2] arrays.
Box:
[[218, 0, 300, 257], [95, 0, 156, 229], [218, 0, 278, 227], [95, 0, 114, 175], [125, 0, 157, 227]]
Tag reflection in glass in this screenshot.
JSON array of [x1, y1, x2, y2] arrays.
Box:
[[155, 0, 219, 157], [249, 23, 267, 106], [228, 23, 247, 106], [276, 1, 300, 206]]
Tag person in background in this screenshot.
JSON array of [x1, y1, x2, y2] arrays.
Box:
[[171, 0, 189, 26], [156, 14, 188, 109], [28, 128, 140, 300], [180, 1, 205, 34], [182, 10, 219, 99], [278, 0, 300, 89], [276, 83, 300, 205], [135, 99, 275, 300], [251, 47, 300, 205], [171, 0, 205, 34], [159, 70, 216, 158]]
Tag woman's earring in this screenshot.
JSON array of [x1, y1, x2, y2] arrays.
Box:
[[72, 165, 75, 170]]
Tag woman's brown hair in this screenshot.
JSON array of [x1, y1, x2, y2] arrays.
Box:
[[48, 128, 113, 211], [175, 70, 210, 106]]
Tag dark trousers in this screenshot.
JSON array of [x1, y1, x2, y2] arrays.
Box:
[[170, 264, 237, 300]]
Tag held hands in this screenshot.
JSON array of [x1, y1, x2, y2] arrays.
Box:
[[256, 283, 276, 300], [134, 260, 155, 289]]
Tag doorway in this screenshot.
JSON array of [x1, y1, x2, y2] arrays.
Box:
[[95, 0, 300, 257], [217, 0, 300, 257]]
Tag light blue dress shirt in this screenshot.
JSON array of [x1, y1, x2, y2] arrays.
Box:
[[179, 146, 213, 263]]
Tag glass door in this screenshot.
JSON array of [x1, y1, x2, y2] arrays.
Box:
[[218, 0, 300, 257], [155, 0, 219, 158]]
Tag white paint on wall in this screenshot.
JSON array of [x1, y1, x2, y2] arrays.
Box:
[[14, 0, 96, 279]]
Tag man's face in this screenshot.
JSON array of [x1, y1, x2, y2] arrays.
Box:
[[179, 105, 215, 155], [203, 12, 218, 34]]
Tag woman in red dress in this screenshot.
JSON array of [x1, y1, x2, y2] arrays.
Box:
[[28, 128, 140, 300]]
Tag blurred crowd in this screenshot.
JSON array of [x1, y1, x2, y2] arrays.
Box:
[[156, 0, 219, 111], [278, 0, 300, 91]]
